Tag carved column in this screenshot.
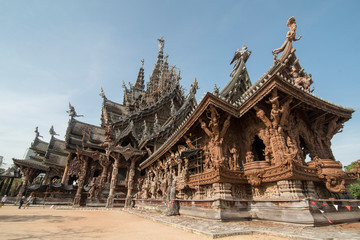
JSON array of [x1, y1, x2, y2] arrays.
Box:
[[125, 158, 136, 207], [16, 168, 34, 202], [213, 183, 233, 200], [106, 156, 119, 208], [73, 156, 88, 207], [97, 156, 110, 199], [42, 171, 50, 185], [269, 128, 288, 165], [61, 154, 72, 184]]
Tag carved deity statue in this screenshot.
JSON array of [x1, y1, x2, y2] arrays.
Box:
[[229, 146, 240, 170], [200, 106, 231, 170], [290, 66, 314, 92], [272, 16, 302, 56]]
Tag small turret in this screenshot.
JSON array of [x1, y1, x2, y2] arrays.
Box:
[[135, 59, 145, 90]]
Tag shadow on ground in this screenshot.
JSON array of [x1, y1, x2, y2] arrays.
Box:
[[0, 215, 83, 223]]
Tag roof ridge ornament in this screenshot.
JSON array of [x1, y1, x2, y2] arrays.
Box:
[[34, 126, 43, 138], [100, 87, 107, 99], [230, 45, 251, 77], [272, 16, 302, 62], [67, 102, 84, 118], [49, 125, 59, 136]]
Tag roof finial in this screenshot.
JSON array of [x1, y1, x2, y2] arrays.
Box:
[[213, 84, 219, 96], [100, 87, 107, 99], [272, 16, 302, 60], [34, 126, 43, 138], [141, 58, 144, 68], [230, 45, 251, 77], [189, 78, 199, 96], [67, 102, 83, 118], [49, 125, 59, 136], [158, 37, 164, 52]]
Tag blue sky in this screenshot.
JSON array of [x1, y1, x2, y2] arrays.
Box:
[[0, 0, 359, 167]]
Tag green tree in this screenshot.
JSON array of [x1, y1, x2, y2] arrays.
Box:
[[346, 160, 360, 199]]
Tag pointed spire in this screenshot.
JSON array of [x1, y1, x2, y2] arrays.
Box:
[[189, 78, 199, 96], [154, 113, 161, 134], [213, 84, 219, 96], [49, 125, 59, 136], [100, 87, 107, 99], [158, 53, 170, 93], [135, 59, 145, 90], [142, 120, 149, 140], [148, 37, 165, 93], [171, 99, 176, 116]]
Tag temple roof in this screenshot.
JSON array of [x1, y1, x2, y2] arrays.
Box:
[[29, 137, 49, 155], [0, 167, 21, 178], [220, 45, 252, 103], [44, 136, 68, 168], [101, 97, 129, 127], [139, 50, 354, 169], [65, 118, 105, 151], [13, 158, 49, 171]]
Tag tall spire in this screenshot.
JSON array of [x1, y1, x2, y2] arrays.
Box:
[[135, 59, 145, 90], [158, 53, 170, 93], [148, 37, 165, 93]]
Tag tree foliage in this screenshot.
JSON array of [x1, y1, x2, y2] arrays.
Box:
[[346, 160, 360, 199]]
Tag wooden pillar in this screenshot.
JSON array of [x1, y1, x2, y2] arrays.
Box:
[[42, 171, 50, 185], [16, 168, 33, 201], [106, 157, 119, 208], [73, 156, 88, 207], [61, 154, 72, 184], [5, 178, 14, 196], [125, 158, 136, 207]]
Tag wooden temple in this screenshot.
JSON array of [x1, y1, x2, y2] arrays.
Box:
[[13, 17, 360, 225]]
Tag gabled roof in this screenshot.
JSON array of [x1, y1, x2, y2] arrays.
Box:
[[29, 137, 49, 155], [0, 167, 21, 178], [13, 158, 49, 171], [220, 47, 252, 103], [101, 97, 129, 127], [44, 136, 68, 168], [65, 117, 105, 151], [140, 53, 354, 169]]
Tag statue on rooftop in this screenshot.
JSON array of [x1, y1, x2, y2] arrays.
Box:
[[272, 16, 302, 56], [34, 127, 43, 138], [49, 125, 59, 136], [230, 45, 251, 77], [67, 102, 83, 118], [158, 37, 165, 51]]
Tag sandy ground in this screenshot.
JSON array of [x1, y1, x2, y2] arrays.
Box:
[[0, 206, 291, 240]]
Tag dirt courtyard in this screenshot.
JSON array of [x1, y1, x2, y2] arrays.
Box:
[[0, 206, 291, 240]]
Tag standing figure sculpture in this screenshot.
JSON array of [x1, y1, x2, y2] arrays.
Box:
[[166, 179, 179, 216], [230, 45, 251, 77], [272, 16, 302, 56]]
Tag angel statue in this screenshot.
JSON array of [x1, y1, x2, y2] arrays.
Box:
[[230, 45, 251, 77]]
